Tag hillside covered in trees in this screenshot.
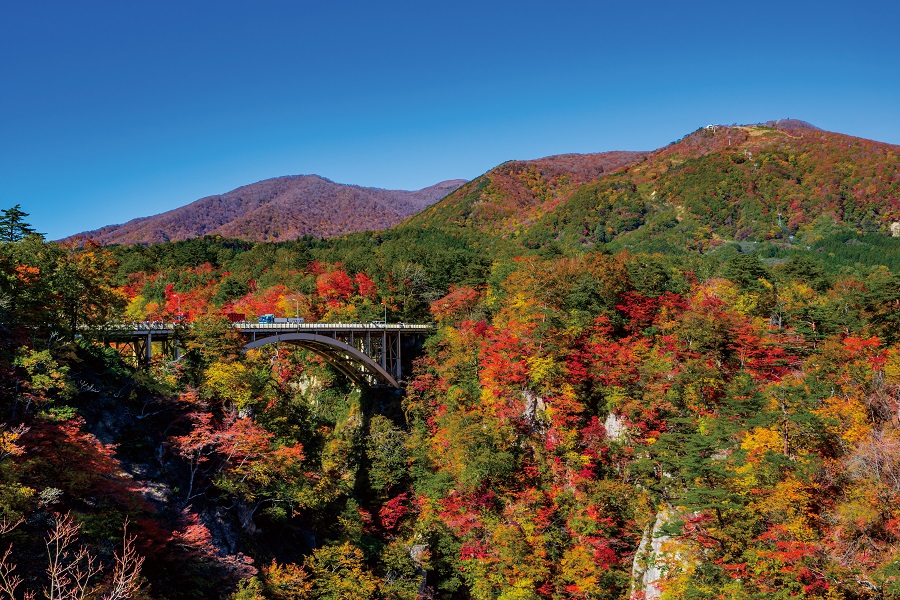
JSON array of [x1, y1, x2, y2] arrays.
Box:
[[2, 120, 900, 599], [73, 176, 466, 245]]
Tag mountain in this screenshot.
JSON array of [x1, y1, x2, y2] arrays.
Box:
[[73, 175, 467, 245], [405, 150, 648, 236], [410, 120, 900, 257]]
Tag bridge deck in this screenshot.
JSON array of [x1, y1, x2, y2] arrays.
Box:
[[99, 322, 432, 336]]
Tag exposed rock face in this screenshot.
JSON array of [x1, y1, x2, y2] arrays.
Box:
[[522, 389, 547, 433], [409, 543, 430, 597], [891, 221, 900, 237], [604, 412, 629, 442], [631, 509, 667, 599], [630, 507, 691, 600]]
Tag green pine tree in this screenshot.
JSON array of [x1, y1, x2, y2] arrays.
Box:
[[0, 204, 40, 242]]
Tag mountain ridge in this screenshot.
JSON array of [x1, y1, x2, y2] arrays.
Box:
[[72, 175, 467, 245], [405, 150, 649, 236], [409, 120, 900, 255], [73, 118, 900, 251]]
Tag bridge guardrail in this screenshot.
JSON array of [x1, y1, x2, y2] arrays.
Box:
[[91, 321, 434, 333], [232, 322, 433, 331], [89, 321, 176, 332]]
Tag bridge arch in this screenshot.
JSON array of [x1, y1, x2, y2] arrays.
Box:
[[243, 333, 400, 389]]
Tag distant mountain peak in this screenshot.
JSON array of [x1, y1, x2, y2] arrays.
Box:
[[765, 118, 822, 131], [71, 175, 466, 245]]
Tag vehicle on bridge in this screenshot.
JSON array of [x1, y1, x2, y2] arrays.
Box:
[[257, 314, 304, 325]]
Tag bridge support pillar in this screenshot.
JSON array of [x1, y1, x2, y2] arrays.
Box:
[[396, 332, 402, 380], [161, 337, 180, 361], [129, 337, 147, 367]]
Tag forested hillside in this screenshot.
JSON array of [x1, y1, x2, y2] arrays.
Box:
[[2, 120, 900, 599], [73, 176, 466, 245], [411, 120, 900, 261]]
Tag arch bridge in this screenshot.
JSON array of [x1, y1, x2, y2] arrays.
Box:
[[96, 322, 433, 389]]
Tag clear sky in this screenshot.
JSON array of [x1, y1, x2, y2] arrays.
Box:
[[2, 0, 899, 240]]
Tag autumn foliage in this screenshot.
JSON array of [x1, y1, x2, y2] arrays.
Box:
[[3, 121, 900, 598]]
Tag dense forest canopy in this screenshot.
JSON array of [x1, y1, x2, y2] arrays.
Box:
[[2, 122, 900, 599]]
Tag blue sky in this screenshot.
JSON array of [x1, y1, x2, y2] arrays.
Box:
[[2, 0, 898, 240]]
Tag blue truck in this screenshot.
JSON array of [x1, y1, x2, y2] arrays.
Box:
[[258, 314, 304, 325]]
